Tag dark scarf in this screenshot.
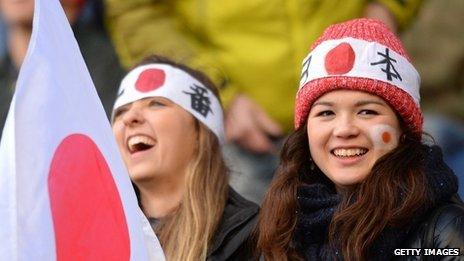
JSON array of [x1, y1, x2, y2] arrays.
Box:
[[293, 145, 458, 260]]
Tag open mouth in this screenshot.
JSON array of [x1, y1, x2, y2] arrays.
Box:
[[331, 148, 368, 158], [127, 135, 155, 154]]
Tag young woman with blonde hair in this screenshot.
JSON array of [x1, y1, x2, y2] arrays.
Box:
[[112, 55, 258, 260]]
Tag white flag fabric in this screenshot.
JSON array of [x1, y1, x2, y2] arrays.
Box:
[[0, 0, 164, 260]]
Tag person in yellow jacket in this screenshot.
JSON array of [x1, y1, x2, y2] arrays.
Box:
[[105, 0, 422, 203]]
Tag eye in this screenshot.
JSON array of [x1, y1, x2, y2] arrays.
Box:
[[316, 110, 334, 117], [113, 107, 128, 121], [359, 109, 378, 115]]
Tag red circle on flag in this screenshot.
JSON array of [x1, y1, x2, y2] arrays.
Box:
[[135, 68, 166, 92], [324, 42, 355, 75], [48, 134, 130, 260]]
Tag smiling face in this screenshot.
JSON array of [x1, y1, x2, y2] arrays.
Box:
[[306, 90, 402, 191], [112, 97, 198, 184], [0, 0, 81, 26], [0, 0, 34, 26]]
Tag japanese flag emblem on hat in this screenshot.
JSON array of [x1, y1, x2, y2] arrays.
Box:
[[295, 18, 423, 136]]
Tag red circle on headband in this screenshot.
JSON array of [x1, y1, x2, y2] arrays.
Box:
[[325, 42, 355, 75], [135, 68, 166, 93]]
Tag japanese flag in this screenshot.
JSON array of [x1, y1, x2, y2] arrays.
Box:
[[0, 0, 164, 260]]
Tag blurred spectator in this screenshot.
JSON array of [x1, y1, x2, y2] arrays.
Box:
[[0, 18, 6, 58], [402, 0, 464, 197], [105, 0, 423, 203], [0, 0, 124, 140]]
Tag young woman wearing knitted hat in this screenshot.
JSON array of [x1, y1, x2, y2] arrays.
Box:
[[256, 18, 464, 260], [111, 55, 258, 260]]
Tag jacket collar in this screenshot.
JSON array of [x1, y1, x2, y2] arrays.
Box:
[[208, 186, 259, 256]]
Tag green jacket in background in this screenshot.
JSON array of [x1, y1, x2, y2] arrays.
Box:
[[105, 0, 422, 132]]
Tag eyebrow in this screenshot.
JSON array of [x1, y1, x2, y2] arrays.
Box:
[[113, 104, 130, 117], [311, 101, 333, 108], [311, 100, 386, 108], [354, 100, 386, 107]]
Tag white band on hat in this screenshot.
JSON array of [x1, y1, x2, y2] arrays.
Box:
[[298, 37, 421, 105], [113, 64, 225, 144]]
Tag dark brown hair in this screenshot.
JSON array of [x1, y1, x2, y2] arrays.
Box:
[[256, 122, 430, 260]]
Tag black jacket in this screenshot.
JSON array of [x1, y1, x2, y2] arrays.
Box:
[[398, 195, 464, 260], [294, 145, 464, 260], [207, 187, 259, 261]]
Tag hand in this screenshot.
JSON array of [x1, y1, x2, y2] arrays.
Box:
[[225, 95, 283, 154], [364, 2, 398, 33]]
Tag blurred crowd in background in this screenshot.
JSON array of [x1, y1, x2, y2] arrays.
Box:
[[401, 0, 464, 197], [0, 0, 463, 197]]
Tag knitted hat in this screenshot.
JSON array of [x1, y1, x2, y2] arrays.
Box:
[[295, 18, 423, 135]]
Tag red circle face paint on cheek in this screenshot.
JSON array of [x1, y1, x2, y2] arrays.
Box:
[[382, 131, 391, 143], [369, 125, 398, 151]]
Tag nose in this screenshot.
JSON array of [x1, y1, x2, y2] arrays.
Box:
[[333, 115, 360, 139], [122, 106, 145, 126]]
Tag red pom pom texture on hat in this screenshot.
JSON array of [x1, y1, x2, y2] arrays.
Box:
[[295, 18, 423, 136]]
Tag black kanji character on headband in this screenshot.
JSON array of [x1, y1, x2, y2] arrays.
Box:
[[300, 56, 312, 85], [183, 84, 213, 117], [370, 48, 402, 82], [117, 88, 125, 98]]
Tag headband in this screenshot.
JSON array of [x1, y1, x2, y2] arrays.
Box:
[[298, 37, 421, 105], [113, 64, 225, 144]]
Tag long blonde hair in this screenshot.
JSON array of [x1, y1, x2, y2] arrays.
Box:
[[133, 55, 229, 260], [156, 122, 229, 260]]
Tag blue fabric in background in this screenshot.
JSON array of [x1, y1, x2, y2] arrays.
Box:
[[424, 114, 464, 198], [0, 18, 6, 59]]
